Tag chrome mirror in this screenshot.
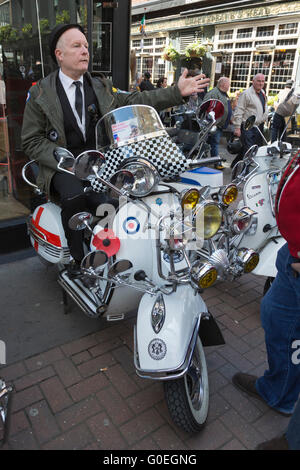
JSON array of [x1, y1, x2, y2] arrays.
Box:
[[74, 150, 105, 180], [244, 115, 256, 131], [81, 250, 108, 273], [68, 212, 93, 231], [107, 259, 133, 279]]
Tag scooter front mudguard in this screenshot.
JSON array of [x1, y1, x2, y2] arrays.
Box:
[[252, 237, 286, 277], [134, 285, 208, 380]]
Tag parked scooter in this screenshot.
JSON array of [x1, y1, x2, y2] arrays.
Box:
[[230, 115, 295, 293], [23, 102, 234, 433]]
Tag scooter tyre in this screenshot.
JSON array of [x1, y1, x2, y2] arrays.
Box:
[[164, 337, 209, 433]]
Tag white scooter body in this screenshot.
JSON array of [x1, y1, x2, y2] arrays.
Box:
[[235, 141, 290, 278], [135, 286, 207, 378]]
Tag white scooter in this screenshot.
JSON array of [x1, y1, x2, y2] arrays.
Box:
[[23, 102, 234, 433], [231, 115, 294, 292]]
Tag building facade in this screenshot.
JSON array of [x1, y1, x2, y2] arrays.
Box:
[[0, 0, 130, 245], [131, 0, 300, 93]]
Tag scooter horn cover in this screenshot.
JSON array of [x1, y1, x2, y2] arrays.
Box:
[[227, 134, 242, 155]]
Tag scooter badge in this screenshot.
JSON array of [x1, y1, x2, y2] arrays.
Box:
[[148, 338, 167, 360]]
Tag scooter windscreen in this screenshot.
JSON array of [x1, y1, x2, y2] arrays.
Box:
[[92, 105, 188, 193]]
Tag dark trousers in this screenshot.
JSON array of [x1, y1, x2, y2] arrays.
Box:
[[271, 112, 286, 143], [51, 172, 110, 262], [231, 123, 264, 168]]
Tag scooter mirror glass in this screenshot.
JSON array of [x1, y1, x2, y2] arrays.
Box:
[[231, 160, 246, 181], [108, 170, 135, 198], [55, 147, 76, 170], [198, 99, 225, 121], [244, 115, 256, 131], [68, 212, 93, 231], [74, 151, 106, 180], [81, 250, 108, 273], [108, 259, 133, 278], [244, 144, 258, 161]]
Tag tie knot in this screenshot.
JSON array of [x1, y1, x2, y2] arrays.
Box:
[[73, 81, 82, 89]]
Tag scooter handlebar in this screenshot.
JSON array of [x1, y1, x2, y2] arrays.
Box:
[[187, 157, 222, 168]]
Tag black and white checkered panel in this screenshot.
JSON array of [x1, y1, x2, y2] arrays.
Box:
[[90, 134, 188, 193]]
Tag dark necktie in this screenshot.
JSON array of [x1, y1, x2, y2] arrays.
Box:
[[73, 81, 83, 122]]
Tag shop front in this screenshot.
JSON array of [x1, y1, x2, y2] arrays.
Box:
[[0, 0, 130, 253]]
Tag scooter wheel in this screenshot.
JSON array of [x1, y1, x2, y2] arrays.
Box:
[[163, 337, 209, 433]]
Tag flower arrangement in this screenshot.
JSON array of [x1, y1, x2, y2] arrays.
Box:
[[185, 41, 207, 59], [162, 45, 180, 62]]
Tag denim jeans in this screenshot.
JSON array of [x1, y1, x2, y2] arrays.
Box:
[[286, 398, 300, 449], [207, 127, 222, 157], [256, 243, 300, 414]]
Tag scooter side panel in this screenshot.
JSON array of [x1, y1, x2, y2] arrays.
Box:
[[135, 285, 207, 373], [239, 171, 278, 251]]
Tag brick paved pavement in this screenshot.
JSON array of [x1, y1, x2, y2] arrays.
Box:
[[0, 271, 290, 451]]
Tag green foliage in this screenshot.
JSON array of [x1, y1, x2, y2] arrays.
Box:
[[56, 10, 71, 25], [162, 45, 180, 62], [39, 18, 50, 34], [22, 23, 32, 37], [0, 25, 19, 42], [185, 41, 207, 59]]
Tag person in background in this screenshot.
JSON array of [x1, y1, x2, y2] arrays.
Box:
[[204, 76, 231, 170], [157, 76, 169, 125], [140, 71, 155, 91], [157, 76, 167, 89], [271, 79, 300, 142], [231, 74, 268, 167]]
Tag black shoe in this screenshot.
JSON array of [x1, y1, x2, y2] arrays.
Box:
[[232, 373, 292, 417], [67, 260, 82, 279], [214, 163, 225, 170]]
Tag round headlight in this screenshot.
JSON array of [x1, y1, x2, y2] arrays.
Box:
[[222, 184, 238, 206], [238, 248, 259, 273], [122, 160, 159, 196], [190, 262, 218, 289], [232, 207, 255, 234], [180, 189, 200, 211], [194, 202, 223, 240]]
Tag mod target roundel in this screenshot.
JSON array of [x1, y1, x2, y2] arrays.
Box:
[[123, 217, 140, 235]]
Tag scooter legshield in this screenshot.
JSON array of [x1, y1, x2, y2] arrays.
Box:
[[134, 285, 207, 379], [252, 236, 286, 277]]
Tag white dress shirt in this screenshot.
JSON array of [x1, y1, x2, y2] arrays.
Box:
[[59, 69, 86, 139]]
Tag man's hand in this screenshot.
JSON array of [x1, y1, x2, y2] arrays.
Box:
[[177, 68, 210, 97], [234, 128, 241, 138]]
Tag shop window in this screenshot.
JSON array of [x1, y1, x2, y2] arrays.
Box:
[[236, 28, 252, 39], [256, 26, 274, 37], [276, 38, 298, 46], [231, 52, 251, 90], [219, 30, 233, 40], [270, 50, 296, 93], [251, 52, 272, 79], [155, 37, 166, 45], [278, 23, 298, 35], [235, 42, 252, 49], [143, 38, 153, 46]]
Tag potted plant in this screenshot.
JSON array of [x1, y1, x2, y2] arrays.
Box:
[[185, 41, 207, 59], [162, 44, 180, 62]]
